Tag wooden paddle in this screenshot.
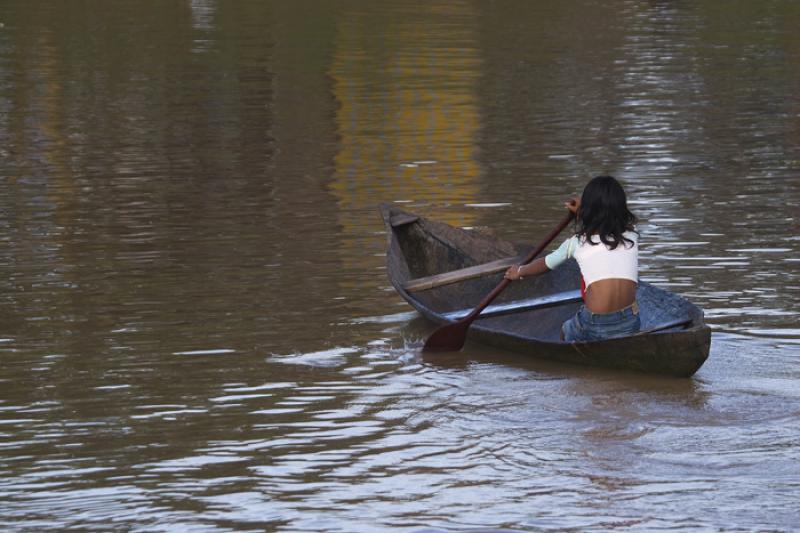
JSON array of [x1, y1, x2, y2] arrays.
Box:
[[423, 211, 575, 352]]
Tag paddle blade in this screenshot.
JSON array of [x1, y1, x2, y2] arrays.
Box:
[[422, 320, 471, 352]]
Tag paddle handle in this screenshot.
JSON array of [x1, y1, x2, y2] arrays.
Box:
[[463, 211, 575, 322]]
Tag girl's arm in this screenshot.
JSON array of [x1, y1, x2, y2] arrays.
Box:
[[504, 257, 549, 281], [505, 233, 578, 281]]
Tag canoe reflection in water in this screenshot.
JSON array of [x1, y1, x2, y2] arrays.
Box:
[[380, 204, 711, 377]]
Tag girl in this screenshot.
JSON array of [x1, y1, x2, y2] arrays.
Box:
[[504, 176, 640, 342]]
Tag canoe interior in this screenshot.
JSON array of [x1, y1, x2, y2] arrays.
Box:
[[384, 205, 705, 344]]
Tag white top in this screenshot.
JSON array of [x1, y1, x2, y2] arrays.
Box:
[[544, 232, 638, 289]]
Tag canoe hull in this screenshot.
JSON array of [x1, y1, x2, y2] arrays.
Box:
[[441, 309, 710, 377], [380, 204, 712, 377]]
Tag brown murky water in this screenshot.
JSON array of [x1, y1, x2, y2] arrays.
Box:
[[1, 1, 798, 531]]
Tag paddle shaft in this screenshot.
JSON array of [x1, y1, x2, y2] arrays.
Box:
[[461, 211, 575, 323]]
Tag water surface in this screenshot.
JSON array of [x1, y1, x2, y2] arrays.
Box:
[[0, 1, 798, 531]]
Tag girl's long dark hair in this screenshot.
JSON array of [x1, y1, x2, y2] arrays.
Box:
[[576, 176, 637, 249]]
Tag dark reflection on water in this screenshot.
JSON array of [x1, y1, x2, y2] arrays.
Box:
[[0, 0, 799, 530]]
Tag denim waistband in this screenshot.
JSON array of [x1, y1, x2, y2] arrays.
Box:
[[581, 301, 639, 324]]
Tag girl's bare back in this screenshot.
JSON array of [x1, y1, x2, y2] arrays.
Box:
[[584, 278, 637, 313]]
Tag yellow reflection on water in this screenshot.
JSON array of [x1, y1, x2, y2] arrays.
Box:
[[328, 0, 483, 242]]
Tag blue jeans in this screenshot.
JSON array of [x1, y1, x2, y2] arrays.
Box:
[[562, 302, 641, 342]]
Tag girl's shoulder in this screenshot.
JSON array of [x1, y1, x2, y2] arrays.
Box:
[[621, 230, 639, 250], [577, 231, 638, 248]]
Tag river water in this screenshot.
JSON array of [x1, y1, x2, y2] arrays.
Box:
[[1, 1, 798, 531]]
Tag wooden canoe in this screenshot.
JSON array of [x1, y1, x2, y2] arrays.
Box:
[[379, 204, 711, 377]]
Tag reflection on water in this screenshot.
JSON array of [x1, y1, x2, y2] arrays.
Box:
[[1, 0, 799, 530], [330, 0, 482, 217], [329, 0, 484, 287]]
